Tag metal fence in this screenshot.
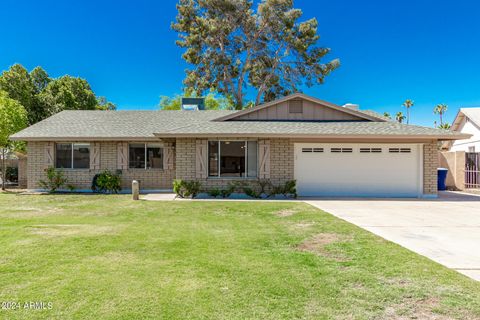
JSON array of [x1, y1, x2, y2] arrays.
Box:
[[465, 152, 480, 188]]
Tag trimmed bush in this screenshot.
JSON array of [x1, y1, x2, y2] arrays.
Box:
[[92, 170, 122, 194], [173, 179, 202, 198], [208, 188, 221, 198]]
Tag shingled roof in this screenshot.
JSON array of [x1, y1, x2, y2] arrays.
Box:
[[10, 109, 469, 141]]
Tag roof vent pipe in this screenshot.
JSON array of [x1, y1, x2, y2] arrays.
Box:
[[343, 103, 359, 110]]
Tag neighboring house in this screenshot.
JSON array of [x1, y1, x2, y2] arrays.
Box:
[[10, 93, 469, 197], [448, 108, 480, 152]]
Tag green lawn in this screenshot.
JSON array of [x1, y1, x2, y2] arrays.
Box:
[[1, 194, 479, 319]]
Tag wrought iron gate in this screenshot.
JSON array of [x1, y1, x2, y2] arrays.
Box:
[[465, 152, 480, 188]]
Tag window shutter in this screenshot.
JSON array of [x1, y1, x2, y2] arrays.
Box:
[[45, 142, 55, 168], [163, 143, 174, 170], [90, 142, 101, 170], [117, 142, 128, 170], [195, 139, 207, 178], [258, 140, 270, 179]]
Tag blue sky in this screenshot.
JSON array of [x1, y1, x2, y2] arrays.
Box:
[[1, 0, 479, 126]]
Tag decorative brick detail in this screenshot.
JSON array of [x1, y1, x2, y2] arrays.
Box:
[[27, 141, 176, 190], [175, 138, 294, 191], [423, 142, 438, 195]]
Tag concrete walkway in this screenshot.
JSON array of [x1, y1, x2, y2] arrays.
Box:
[[306, 191, 480, 281]]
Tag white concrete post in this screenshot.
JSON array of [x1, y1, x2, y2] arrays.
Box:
[[132, 180, 139, 200]]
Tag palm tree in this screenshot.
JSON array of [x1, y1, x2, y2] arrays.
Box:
[[434, 104, 448, 125], [395, 111, 406, 123], [383, 112, 391, 119], [438, 123, 451, 130], [402, 99, 414, 124]]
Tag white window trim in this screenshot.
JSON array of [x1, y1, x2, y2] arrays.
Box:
[[55, 142, 90, 170], [128, 143, 164, 170], [208, 140, 258, 179]]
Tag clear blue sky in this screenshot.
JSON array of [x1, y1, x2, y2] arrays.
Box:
[[1, 0, 479, 126]]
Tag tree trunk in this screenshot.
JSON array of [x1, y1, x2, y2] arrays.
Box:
[[1, 148, 5, 191]]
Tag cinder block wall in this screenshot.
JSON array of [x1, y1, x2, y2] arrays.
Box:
[[26, 141, 175, 190], [423, 142, 438, 195], [438, 150, 465, 190], [175, 138, 294, 191]]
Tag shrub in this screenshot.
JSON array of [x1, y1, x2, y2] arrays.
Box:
[[243, 186, 261, 198], [67, 184, 76, 192], [208, 188, 221, 198], [38, 167, 67, 193], [92, 170, 122, 194], [269, 180, 297, 198], [5, 167, 18, 182], [242, 179, 272, 199], [221, 182, 237, 198], [173, 179, 202, 198]]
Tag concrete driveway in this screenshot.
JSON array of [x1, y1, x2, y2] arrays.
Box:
[[306, 191, 480, 281]]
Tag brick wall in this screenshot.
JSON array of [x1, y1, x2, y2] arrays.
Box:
[[27, 141, 175, 190], [423, 141, 438, 195], [18, 157, 27, 188], [175, 138, 294, 191]]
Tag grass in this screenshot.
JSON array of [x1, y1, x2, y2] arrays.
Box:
[[0, 194, 479, 319]]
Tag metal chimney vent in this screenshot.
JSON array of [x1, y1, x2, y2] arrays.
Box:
[[181, 97, 205, 111]]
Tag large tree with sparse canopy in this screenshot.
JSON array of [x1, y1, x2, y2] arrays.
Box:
[[173, 0, 339, 110]]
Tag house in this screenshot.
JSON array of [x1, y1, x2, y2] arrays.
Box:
[[10, 93, 469, 197], [448, 108, 480, 152]]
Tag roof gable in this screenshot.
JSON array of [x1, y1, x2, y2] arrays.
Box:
[[451, 108, 480, 132], [214, 93, 387, 122]]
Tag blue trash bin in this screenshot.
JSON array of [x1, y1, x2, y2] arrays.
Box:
[[437, 168, 448, 191]]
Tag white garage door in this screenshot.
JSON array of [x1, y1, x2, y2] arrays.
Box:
[[294, 143, 423, 197]]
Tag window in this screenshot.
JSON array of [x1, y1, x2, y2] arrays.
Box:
[[359, 148, 382, 153], [289, 100, 303, 113], [129, 143, 163, 169], [331, 148, 353, 153], [55, 143, 90, 169], [302, 147, 323, 153], [208, 141, 257, 178], [389, 148, 411, 153]]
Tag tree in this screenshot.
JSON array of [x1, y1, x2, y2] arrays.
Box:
[[96, 96, 117, 110], [30, 66, 51, 93], [159, 90, 232, 110], [0, 91, 28, 190], [0, 64, 40, 124], [173, 0, 339, 110], [38, 76, 98, 115], [395, 111, 406, 123], [438, 122, 451, 130], [383, 112, 391, 119], [402, 99, 414, 124], [434, 104, 448, 126], [0, 64, 115, 124]]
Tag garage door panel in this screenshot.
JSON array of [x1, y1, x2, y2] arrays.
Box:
[[294, 144, 422, 197]]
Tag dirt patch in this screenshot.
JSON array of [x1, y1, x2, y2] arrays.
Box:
[[381, 297, 456, 320], [297, 233, 352, 261], [276, 209, 298, 217], [27, 224, 119, 237], [294, 222, 315, 228], [3, 207, 63, 218]]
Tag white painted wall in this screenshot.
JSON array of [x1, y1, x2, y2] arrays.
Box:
[[451, 119, 480, 152], [294, 143, 423, 197]]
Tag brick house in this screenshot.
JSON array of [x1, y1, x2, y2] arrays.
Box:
[[10, 93, 469, 197]]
